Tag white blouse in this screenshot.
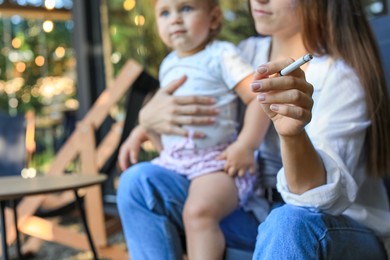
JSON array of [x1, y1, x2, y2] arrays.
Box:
[[239, 36, 390, 239]]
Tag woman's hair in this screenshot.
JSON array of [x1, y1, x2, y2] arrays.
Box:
[[299, 0, 390, 178]]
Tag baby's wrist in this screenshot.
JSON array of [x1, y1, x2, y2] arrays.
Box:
[[235, 139, 258, 151]]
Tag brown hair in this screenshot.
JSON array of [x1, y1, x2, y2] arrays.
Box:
[[299, 0, 390, 178]]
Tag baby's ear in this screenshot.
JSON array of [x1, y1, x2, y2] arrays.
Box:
[[210, 6, 222, 31]]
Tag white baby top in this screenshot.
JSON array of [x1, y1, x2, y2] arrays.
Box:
[[159, 40, 253, 150]]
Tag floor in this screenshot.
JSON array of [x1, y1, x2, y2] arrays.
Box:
[[5, 211, 126, 260]]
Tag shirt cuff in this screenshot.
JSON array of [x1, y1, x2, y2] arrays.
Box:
[[276, 148, 358, 215]]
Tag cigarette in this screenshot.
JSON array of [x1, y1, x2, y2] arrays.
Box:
[[279, 53, 313, 76]]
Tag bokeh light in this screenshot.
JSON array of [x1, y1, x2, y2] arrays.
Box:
[[123, 0, 136, 11], [35, 56, 45, 67], [55, 46, 66, 58], [44, 0, 56, 10], [12, 38, 22, 48], [43, 20, 54, 32], [134, 15, 145, 26]]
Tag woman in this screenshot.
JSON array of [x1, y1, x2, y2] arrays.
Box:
[[117, 0, 390, 259]]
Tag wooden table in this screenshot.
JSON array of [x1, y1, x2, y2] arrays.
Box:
[[0, 174, 107, 260]]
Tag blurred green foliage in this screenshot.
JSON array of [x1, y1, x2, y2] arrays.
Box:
[[0, 18, 74, 114]]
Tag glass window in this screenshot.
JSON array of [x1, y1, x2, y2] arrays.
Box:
[[0, 1, 76, 175]]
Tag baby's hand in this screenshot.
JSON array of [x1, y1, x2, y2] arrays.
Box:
[[218, 142, 255, 177], [118, 126, 148, 170]]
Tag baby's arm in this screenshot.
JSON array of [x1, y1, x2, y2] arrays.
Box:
[[221, 74, 271, 177], [118, 125, 162, 170]]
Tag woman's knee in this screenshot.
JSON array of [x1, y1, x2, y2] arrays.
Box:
[[254, 205, 324, 259], [117, 162, 189, 212], [258, 204, 321, 238], [117, 162, 158, 206]]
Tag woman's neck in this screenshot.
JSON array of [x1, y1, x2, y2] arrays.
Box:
[[270, 33, 307, 62]]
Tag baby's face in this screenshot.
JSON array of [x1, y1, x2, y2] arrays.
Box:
[[155, 0, 220, 57]]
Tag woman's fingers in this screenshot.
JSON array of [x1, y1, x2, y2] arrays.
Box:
[[173, 115, 216, 125], [256, 88, 314, 109], [251, 75, 312, 95], [174, 103, 219, 116], [140, 76, 218, 136], [174, 95, 216, 106], [163, 76, 216, 106], [269, 104, 312, 122], [250, 58, 315, 137], [254, 58, 296, 78]]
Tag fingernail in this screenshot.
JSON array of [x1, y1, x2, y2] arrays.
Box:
[[257, 94, 266, 101], [251, 82, 262, 91], [256, 66, 267, 74], [270, 104, 279, 111]]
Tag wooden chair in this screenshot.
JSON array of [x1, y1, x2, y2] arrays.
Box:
[[1, 60, 143, 259]]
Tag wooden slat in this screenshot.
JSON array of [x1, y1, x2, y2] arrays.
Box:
[[0, 1, 71, 20], [96, 121, 124, 169], [83, 60, 143, 128], [79, 123, 107, 247], [40, 191, 75, 210], [3, 195, 45, 244], [20, 216, 129, 259], [0, 195, 45, 255], [47, 131, 80, 175], [19, 216, 91, 250]]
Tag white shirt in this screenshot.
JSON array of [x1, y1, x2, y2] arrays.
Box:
[[239, 36, 390, 238], [159, 40, 253, 150]]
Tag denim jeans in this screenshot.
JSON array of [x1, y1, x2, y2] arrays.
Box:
[[117, 162, 387, 259], [253, 204, 387, 260], [116, 162, 259, 260]]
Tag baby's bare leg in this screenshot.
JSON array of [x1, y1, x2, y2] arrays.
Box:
[[183, 172, 238, 260]]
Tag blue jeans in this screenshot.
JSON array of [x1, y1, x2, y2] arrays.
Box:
[[117, 162, 386, 259], [254, 204, 387, 259], [116, 162, 259, 260]]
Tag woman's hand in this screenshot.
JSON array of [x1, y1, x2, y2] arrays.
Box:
[[139, 75, 219, 137], [251, 59, 326, 193], [250, 59, 314, 137]]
